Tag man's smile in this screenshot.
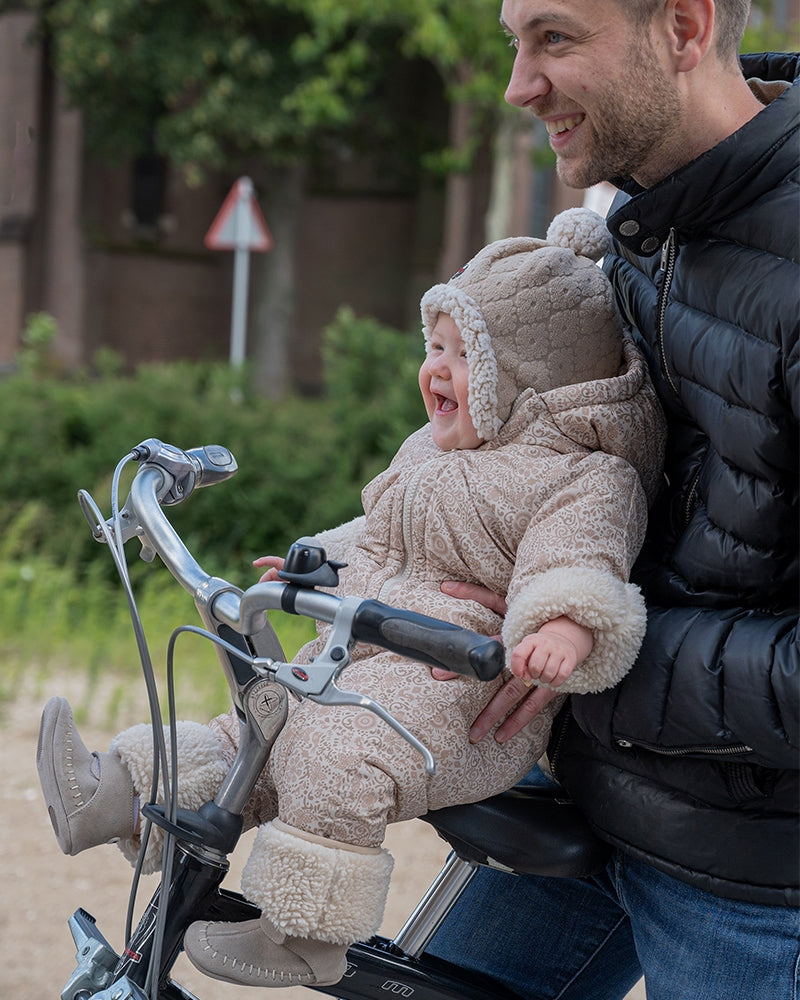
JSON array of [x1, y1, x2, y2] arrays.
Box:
[[544, 113, 585, 136]]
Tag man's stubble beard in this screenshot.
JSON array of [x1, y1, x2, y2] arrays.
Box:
[[553, 46, 683, 190]]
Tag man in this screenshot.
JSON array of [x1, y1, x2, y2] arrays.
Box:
[[426, 1, 799, 997]]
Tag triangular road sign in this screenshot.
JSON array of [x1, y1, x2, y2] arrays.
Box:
[[204, 176, 273, 252]]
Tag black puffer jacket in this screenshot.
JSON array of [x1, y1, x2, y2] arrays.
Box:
[[551, 53, 799, 906]]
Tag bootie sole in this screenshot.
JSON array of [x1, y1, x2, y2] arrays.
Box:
[[37, 696, 83, 854], [184, 917, 347, 988]]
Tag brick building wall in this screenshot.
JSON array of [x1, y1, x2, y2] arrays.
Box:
[[0, 10, 579, 392]]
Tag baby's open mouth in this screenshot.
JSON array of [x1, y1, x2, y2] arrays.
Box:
[[435, 394, 457, 413]]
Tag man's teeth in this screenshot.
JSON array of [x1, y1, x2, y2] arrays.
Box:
[[545, 114, 584, 135]]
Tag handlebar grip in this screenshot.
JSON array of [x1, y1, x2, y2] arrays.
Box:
[[187, 445, 238, 488], [351, 600, 504, 681]]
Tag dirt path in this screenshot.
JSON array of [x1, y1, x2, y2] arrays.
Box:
[[0, 677, 644, 999]]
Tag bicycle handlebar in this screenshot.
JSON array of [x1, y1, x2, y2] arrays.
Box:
[[87, 439, 505, 682], [352, 600, 504, 681], [131, 438, 240, 503]]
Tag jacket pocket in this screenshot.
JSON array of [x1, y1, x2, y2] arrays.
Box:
[[724, 762, 777, 804]]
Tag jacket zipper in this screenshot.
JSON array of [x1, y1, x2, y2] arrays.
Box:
[[376, 460, 430, 603], [550, 703, 753, 765], [657, 228, 679, 395], [614, 738, 753, 756], [682, 467, 700, 527], [545, 702, 574, 784], [659, 228, 702, 528]]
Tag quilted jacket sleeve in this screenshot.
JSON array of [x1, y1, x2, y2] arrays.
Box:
[[574, 604, 799, 769]]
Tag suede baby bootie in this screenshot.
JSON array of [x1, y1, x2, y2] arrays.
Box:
[[36, 696, 136, 855], [183, 818, 394, 988], [184, 913, 348, 987]]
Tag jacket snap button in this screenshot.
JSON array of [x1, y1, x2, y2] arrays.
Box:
[[615, 739, 634, 749], [619, 220, 640, 236]]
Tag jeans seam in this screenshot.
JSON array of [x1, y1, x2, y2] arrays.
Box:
[[553, 913, 633, 1000], [793, 941, 800, 1000]]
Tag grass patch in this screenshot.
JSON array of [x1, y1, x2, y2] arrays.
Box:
[[0, 556, 316, 729], [0, 322, 425, 729]]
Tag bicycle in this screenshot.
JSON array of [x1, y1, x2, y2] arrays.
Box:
[[56, 438, 610, 1000]]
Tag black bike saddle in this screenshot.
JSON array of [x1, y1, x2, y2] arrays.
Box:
[[423, 784, 610, 878]]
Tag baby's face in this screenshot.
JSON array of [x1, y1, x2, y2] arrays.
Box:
[[419, 313, 483, 451]]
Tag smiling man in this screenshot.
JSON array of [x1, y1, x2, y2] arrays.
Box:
[[426, 1, 799, 997], [501, 0, 763, 189]]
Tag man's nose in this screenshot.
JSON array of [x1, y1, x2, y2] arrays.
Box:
[[505, 51, 551, 108]]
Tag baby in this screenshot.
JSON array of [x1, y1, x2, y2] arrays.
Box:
[[38, 209, 665, 988]]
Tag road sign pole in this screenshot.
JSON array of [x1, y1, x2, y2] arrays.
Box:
[[230, 243, 250, 367], [204, 176, 274, 369], [230, 179, 252, 366]]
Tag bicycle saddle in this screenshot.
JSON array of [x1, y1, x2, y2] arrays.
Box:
[[422, 784, 610, 878]]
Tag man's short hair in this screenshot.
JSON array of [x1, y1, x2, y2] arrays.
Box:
[[624, 0, 751, 61]]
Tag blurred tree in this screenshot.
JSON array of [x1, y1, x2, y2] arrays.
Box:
[[744, 0, 800, 47], [12, 0, 790, 393], [17, 0, 511, 395]]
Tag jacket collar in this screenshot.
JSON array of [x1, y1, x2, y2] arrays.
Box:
[[607, 53, 800, 257]]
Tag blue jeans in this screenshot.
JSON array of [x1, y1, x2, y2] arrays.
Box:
[[425, 850, 800, 1000]]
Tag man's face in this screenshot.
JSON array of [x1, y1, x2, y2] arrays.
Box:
[[501, 0, 682, 188]]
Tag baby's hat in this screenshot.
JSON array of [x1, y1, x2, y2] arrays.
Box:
[[420, 208, 624, 441]]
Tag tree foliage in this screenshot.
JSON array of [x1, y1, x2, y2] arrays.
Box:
[[10, 0, 795, 184], [28, 0, 511, 185], [0, 309, 423, 573]]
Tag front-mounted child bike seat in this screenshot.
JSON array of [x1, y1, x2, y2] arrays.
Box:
[[423, 784, 610, 878]]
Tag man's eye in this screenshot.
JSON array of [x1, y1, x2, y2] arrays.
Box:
[[545, 31, 566, 44], [507, 34, 519, 49]]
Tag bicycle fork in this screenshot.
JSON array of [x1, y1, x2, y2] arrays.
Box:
[[60, 675, 288, 1000], [61, 849, 225, 1000]]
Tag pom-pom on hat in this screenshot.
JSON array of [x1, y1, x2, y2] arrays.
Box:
[[420, 208, 624, 441]]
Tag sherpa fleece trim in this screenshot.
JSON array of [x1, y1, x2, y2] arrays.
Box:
[[241, 820, 394, 945], [110, 721, 229, 874], [420, 284, 499, 441], [314, 515, 365, 564], [503, 566, 647, 694]]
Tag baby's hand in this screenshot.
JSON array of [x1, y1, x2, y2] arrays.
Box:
[[253, 555, 284, 583], [509, 617, 593, 688], [510, 631, 578, 688]]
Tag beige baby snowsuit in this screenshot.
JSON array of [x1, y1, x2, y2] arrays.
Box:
[[111, 209, 666, 963]]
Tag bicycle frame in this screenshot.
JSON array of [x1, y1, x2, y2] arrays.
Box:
[[60, 440, 609, 1000]]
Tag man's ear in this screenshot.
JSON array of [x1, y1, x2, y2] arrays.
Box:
[[664, 0, 715, 72]]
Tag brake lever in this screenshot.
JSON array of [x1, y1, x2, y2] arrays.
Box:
[[253, 597, 437, 775], [317, 679, 437, 776], [78, 489, 149, 553], [80, 441, 240, 551]]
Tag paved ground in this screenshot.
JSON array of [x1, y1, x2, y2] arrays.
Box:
[[0, 676, 644, 999]]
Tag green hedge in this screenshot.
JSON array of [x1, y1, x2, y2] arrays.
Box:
[[0, 307, 424, 580]]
